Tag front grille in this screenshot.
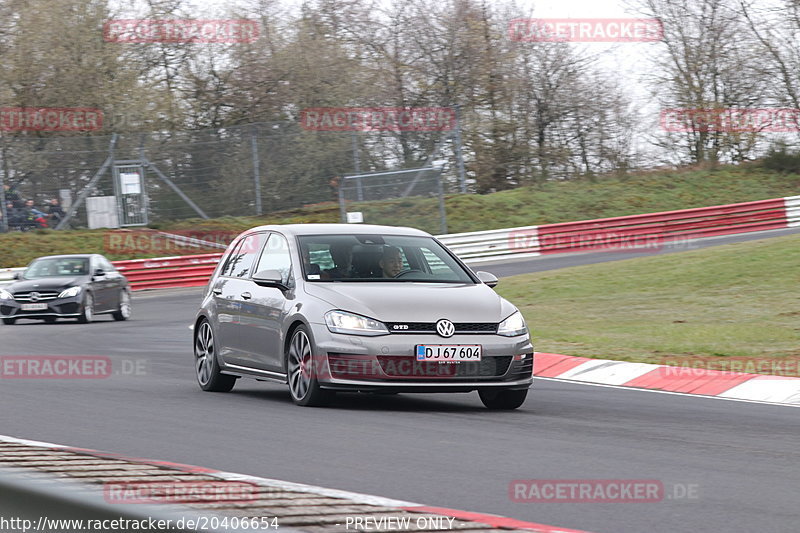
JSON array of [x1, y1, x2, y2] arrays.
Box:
[[12, 291, 60, 302], [377, 356, 512, 378], [514, 356, 534, 377], [327, 354, 513, 380], [386, 322, 498, 334]]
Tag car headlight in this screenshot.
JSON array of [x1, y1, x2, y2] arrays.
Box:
[[324, 310, 389, 336], [58, 286, 82, 298], [0, 288, 12, 300], [497, 311, 528, 337]]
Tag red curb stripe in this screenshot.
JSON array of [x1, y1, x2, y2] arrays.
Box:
[[403, 506, 593, 533], [7, 437, 592, 533], [62, 447, 220, 473], [622, 367, 755, 395], [533, 353, 578, 374], [535, 356, 592, 378]]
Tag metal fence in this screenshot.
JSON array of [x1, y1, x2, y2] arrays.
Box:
[[0, 121, 465, 232]]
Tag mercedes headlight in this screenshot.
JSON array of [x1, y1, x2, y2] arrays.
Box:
[[324, 310, 389, 336], [58, 286, 82, 298], [497, 311, 528, 337], [0, 288, 12, 300]]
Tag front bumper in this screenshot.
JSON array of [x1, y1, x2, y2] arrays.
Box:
[[308, 322, 534, 392], [0, 296, 82, 319]]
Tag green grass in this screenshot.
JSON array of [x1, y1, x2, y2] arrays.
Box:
[[496, 233, 800, 364], [2, 162, 799, 267]]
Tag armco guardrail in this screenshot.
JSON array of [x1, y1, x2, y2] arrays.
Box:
[[441, 195, 799, 261], [4, 194, 798, 290], [0, 268, 24, 287], [113, 254, 222, 291]]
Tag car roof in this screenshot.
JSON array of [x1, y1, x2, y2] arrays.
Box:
[[30, 254, 96, 260], [242, 223, 432, 237]]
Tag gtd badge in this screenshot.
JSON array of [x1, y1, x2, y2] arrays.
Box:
[[393, 324, 409, 330], [436, 319, 455, 338]]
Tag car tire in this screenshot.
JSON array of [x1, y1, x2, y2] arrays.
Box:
[[478, 388, 528, 410], [194, 319, 236, 392], [2, 318, 15, 325], [77, 293, 94, 324], [286, 325, 332, 407], [112, 290, 131, 321]]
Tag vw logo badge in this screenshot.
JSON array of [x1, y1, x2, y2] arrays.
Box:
[[436, 319, 455, 338], [29, 292, 40, 302]]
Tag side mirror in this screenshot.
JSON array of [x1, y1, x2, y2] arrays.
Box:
[[12, 272, 21, 280], [252, 270, 288, 289], [93, 268, 105, 277], [476, 271, 498, 288]]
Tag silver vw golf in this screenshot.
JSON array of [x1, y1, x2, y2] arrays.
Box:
[[193, 224, 533, 409]]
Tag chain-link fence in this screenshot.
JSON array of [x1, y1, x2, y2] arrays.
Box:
[[338, 166, 450, 233], [0, 120, 465, 233]]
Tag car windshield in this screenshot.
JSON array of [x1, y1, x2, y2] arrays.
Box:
[[297, 234, 474, 283], [24, 258, 89, 279]]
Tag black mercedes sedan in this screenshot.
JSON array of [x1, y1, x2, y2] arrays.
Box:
[[0, 254, 131, 325]]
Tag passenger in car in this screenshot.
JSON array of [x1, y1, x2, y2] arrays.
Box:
[[322, 243, 354, 279]]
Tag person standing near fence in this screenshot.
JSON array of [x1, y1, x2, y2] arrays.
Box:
[[46, 198, 65, 227]]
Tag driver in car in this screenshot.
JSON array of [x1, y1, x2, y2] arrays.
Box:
[[378, 246, 404, 278]]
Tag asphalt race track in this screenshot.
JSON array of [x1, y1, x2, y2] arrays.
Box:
[[2, 229, 800, 533]]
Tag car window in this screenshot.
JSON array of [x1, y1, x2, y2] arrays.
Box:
[[97, 257, 115, 272], [254, 233, 292, 285], [24, 257, 89, 278], [225, 233, 265, 278], [420, 247, 450, 275], [219, 239, 245, 277], [296, 234, 473, 283]]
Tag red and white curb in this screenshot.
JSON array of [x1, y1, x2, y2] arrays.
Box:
[[0, 434, 591, 533], [535, 353, 800, 405]]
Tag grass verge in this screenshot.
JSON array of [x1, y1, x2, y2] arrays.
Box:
[[497, 233, 800, 366]]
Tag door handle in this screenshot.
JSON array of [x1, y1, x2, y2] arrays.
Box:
[[241, 292, 252, 300], [212, 288, 222, 295]]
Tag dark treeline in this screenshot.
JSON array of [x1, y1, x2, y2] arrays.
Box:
[[0, 0, 798, 219]]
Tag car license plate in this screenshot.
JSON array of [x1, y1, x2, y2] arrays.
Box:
[[21, 303, 48, 311], [416, 345, 482, 362]]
